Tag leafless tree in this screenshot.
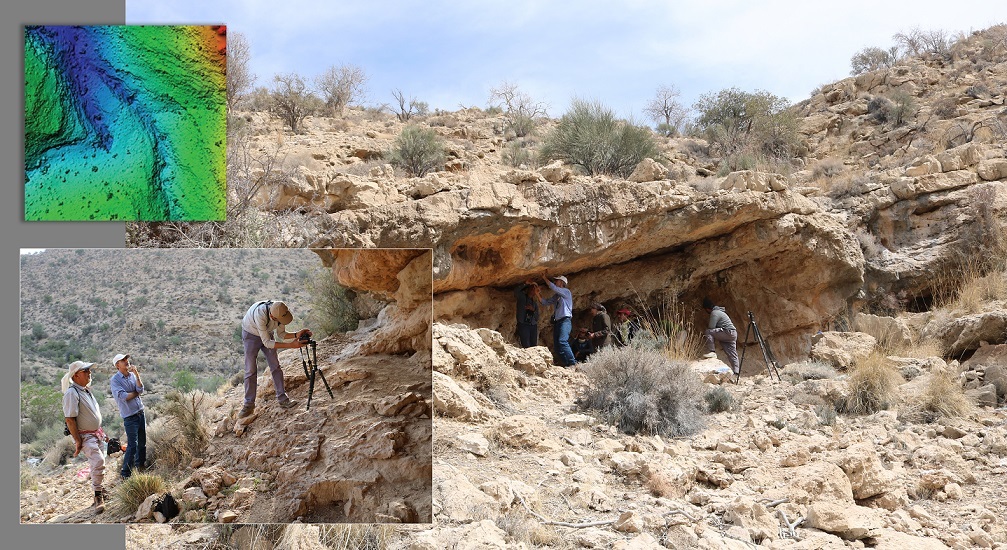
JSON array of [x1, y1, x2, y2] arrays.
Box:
[[893, 27, 952, 59], [390, 89, 427, 122], [270, 73, 318, 132], [643, 85, 688, 136], [225, 32, 255, 109], [314, 63, 367, 115], [488, 81, 547, 137]]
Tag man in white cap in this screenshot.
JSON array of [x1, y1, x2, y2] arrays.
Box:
[[239, 300, 312, 418], [61, 360, 107, 513], [110, 353, 146, 479], [537, 274, 578, 367]]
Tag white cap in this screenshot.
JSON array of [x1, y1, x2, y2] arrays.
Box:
[[112, 353, 130, 365], [61, 361, 94, 393], [553, 275, 568, 285]]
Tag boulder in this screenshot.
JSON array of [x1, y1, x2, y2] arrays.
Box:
[[810, 332, 877, 370]]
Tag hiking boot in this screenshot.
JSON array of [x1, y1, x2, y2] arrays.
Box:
[[238, 404, 255, 418], [278, 398, 297, 409], [703, 352, 717, 359], [93, 490, 105, 514]]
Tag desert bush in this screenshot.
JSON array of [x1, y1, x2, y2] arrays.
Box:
[[644, 84, 689, 136], [318, 525, 394, 550], [112, 473, 167, 516], [827, 174, 872, 200], [704, 387, 735, 413], [692, 87, 798, 160], [632, 291, 705, 360], [815, 403, 838, 426], [501, 140, 535, 167], [389, 125, 445, 177], [579, 346, 705, 437], [855, 229, 885, 259], [146, 419, 188, 469], [20, 382, 64, 444], [839, 353, 904, 415], [315, 64, 367, 115], [850, 46, 899, 75], [894, 27, 952, 59], [173, 370, 197, 393], [26, 423, 68, 457], [270, 73, 320, 133], [390, 89, 427, 122], [20, 468, 39, 491], [539, 99, 660, 178], [811, 158, 845, 180], [158, 391, 209, 459], [903, 369, 973, 423], [302, 267, 358, 336], [226, 32, 255, 109], [488, 82, 547, 138], [781, 361, 839, 384]]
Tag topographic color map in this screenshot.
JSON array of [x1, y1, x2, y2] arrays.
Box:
[[25, 25, 226, 221]]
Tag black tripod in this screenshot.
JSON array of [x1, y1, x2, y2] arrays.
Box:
[[299, 338, 334, 410], [739, 311, 782, 383]]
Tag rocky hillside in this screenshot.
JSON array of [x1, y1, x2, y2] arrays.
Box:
[[208, 26, 1007, 364]]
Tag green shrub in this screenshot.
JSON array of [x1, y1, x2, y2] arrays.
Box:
[[692, 87, 797, 159], [20, 382, 64, 444], [173, 370, 197, 393], [704, 387, 735, 413], [539, 99, 660, 177], [112, 473, 167, 515], [502, 140, 535, 168], [579, 346, 705, 436], [815, 403, 838, 426], [158, 391, 208, 459], [850, 46, 899, 75], [303, 267, 358, 336], [389, 125, 445, 177]]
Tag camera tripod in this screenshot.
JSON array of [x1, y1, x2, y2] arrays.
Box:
[[299, 338, 334, 410], [738, 311, 782, 383]]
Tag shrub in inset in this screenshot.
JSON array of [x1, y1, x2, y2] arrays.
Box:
[[113, 473, 167, 516], [389, 125, 445, 177], [502, 140, 535, 168], [20, 382, 64, 443], [42, 436, 74, 468], [158, 391, 208, 461], [850, 46, 899, 75], [704, 387, 735, 413], [303, 267, 358, 336], [579, 346, 705, 436], [317, 525, 394, 550], [539, 99, 659, 177], [839, 353, 904, 415]]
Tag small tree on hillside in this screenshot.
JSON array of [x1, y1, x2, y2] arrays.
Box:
[[850, 46, 899, 75], [270, 72, 319, 133], [226, 32, 255, 109], [539, 99, 660, 177], [692, 87, 797, 160], [390, 89, 428, 122], [315, 64, 367, 115], [643, 84, 688, 136], [488, 81, 547, 137], [389, 125, 444, 177]]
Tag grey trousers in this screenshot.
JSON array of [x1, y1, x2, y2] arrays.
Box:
[[242, 330, 288, 406], [705, 328, 740, 373]]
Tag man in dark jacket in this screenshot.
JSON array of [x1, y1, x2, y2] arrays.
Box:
[[702, 297, 740, 374], [588, 302, 614, 351], [514, 281, 540, 348]]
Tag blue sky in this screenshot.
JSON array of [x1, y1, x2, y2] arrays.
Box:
[[126, 1, 1007, 121]]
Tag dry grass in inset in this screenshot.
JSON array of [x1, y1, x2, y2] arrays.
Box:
[[644, 471, 677, 498], [901, 369, 973, 423], [840, 353, 904, 415], [781, 361, 839, 384], [112, 472, 167, 516], [318, 525, 395, 550], [631, 289, 705, 361], [883, 337, 945, 360]]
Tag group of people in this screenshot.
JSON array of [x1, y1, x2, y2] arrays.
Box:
[[513, 276, 741, 375], [514, 275, 640, 367], [61, 352, 147, 513], [60, 299, 313, 513]]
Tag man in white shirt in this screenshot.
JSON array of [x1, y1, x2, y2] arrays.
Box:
[[239, 300, 312, 418]]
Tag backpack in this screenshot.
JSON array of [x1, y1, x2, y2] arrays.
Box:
[[153, 493, 180, 520]]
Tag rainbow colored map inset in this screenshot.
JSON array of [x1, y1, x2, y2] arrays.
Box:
[[25, 25, 226, 221]]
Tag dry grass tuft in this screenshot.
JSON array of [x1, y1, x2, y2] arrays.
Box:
[[902, 369, 973, 423], [644, 471, 677, 498], [318, 525, 395, 550], [840, 352, 904, 415], [112, 472, 167, 516]]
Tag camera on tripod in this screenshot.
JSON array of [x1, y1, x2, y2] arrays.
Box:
[[298, 334, 332, 410]]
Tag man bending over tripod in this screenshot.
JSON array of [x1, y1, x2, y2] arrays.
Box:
[[239, 300, 312, 418], [702, 297, 740, 375]]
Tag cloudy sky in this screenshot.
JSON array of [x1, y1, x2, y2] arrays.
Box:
[[126, 0, 1007, 121]]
